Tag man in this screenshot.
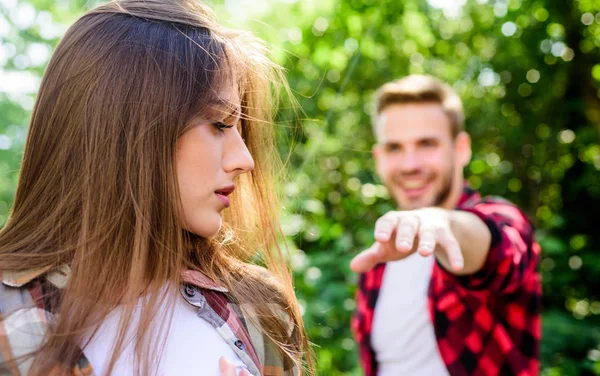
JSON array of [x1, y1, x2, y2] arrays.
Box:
[[350, 75, 541, 376]]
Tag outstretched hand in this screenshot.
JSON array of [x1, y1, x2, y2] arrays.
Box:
[[350, 208, 464, 273], [219, 357, 253, 376]]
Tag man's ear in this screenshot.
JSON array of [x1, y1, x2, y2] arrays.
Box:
[[372, 144, 381, 160], [455, 131, 472, 167], [372, 143, 385, 178]]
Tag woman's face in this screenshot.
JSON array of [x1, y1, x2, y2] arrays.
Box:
[[175, 86, 254, 238]]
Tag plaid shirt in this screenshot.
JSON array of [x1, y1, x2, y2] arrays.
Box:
[[0, 265, 296, 376], [352, 186, 541, 376]]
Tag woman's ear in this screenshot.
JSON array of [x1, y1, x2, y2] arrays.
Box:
[[455, 131, 472, 167]]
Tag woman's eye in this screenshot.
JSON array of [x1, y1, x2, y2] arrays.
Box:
[[212, 122, 234, 133]]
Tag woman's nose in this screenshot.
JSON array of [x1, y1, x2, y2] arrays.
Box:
[[223, 130, 254, 174]]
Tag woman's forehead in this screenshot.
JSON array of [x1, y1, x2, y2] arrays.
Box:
[[187, 76, 243, 124], [212, 79, 241, 108]]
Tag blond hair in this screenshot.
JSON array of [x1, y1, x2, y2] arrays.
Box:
[[372, 74, 465, 137]]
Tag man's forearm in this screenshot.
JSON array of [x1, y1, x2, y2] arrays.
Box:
[[435, 210, 492, 275]]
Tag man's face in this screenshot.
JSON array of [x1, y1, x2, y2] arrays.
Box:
[[373, 103, 470, 210]]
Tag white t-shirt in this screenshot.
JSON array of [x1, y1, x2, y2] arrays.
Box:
[[371, 253, 449, 376], [83, 289, 250, 376]]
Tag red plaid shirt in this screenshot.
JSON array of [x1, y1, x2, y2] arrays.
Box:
[[351, 186, 541, 376]]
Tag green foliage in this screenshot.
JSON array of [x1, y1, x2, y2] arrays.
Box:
[[1, 0, 599, 374], [249, 0, 600, 374]]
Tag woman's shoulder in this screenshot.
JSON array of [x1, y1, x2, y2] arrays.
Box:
[[1, 265, 69, 312], [0, 266, 95, 376], [232, 264, 300, 375], [0, 268, 54, 374], [0, 267, 53, 315], [242, 263, 277, 281]]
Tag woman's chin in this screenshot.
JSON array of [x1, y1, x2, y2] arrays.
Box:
[[186, 216, 222, 238]]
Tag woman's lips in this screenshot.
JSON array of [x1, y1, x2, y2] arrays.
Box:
[[215, 193, 231, 208], [214, 185, 234, 208]]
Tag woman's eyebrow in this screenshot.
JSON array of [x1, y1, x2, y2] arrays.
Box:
[[209, 98, 241, 120]]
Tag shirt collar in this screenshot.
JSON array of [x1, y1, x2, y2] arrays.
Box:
[[2, 265, 228, 293], [456, 183, 481, 208], [181, 269, 229, 293], [1, 265, 54, 287]]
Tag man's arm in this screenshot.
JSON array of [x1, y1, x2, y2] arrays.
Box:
[[351, 202, 539, 295], [452, 202, 539, 295]]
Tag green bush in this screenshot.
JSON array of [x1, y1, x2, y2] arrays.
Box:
[[1, 0, 599, 374]]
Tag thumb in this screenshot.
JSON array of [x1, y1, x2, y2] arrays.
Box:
[[219, 357, 255, 376], [219, 357, 235, 376]]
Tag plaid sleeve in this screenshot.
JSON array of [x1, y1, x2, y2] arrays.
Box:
[[0, 276, 96, 376], [452, 198, 540, 295], [236, 265, 300, 375], [351, 264, 385, 376], [0, 279, 49, 376], [351, 273, 370, 373]]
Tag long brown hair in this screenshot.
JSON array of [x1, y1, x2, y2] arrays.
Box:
[[0, 0, 313, 374]]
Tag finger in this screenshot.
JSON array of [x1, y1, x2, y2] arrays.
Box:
[[394, 215, 419, 252], [239, 370, 253, 376], [219, 357, 236, 376], [350, 243, 384, 273], [374, 213, 400, 242], [417, 224, 436, 256], [437, 227, 464, 271]]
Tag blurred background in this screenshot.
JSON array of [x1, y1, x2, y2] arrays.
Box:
[[1, 0, 599, 374]]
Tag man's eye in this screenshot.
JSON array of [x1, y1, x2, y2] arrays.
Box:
[[385, 144, 400, 152], [421, 140, 438, 147], [212, 122, 234, 133]]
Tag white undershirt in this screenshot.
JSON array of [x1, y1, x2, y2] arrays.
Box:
[[371, 253, 449, 376], [83, 289, 250, 376]]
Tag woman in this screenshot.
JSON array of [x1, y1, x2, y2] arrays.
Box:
[[0, 0, 312, 375]]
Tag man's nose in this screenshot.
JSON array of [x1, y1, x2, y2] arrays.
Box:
[[399, 150, 422, 172]]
